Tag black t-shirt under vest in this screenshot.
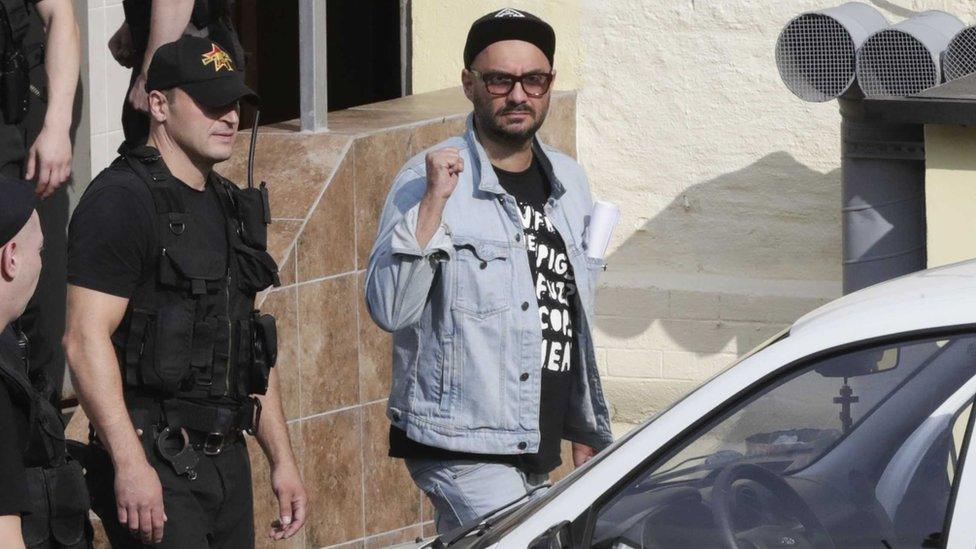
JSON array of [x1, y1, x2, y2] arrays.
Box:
[[388, 153, 577, 475]]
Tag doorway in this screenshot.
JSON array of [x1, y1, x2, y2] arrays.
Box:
[[231, 0, 409, 127]]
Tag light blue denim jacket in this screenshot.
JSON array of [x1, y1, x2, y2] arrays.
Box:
[[365, 114, 614, 454]]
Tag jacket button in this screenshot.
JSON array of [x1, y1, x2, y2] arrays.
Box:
[[521, 302, 530, 311], [479, 261, 487, 270], [518, 442, 527, 450], [392, 410, 401, 421], [520, 373, 529, 381], [515, 234, 522, 242]]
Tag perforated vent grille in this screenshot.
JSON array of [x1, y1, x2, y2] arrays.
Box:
[[776, 14, 856, 102], [944, 27, 976, 82], [857, 30, 939, 96]]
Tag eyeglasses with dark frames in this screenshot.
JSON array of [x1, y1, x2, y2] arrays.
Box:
[[469, 69, 555, 98]]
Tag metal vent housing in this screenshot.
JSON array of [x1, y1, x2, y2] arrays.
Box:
[[944, 26, 976, 82], [775, 2, 888, 102], [856, 10, 965, 96]]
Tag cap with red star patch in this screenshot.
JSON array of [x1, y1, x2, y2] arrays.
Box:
[[146, 35, 259, 108]]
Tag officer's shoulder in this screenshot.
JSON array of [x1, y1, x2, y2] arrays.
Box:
[[399, 136, 470, 178], [79, 158, 154, 209]]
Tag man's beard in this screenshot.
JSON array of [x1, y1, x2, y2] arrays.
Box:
[[473, 99, 548, 146]]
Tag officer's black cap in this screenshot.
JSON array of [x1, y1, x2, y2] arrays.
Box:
[[464, 8, 556, 69], [0, 174, 36, 246], [146, 36, 259, 108]]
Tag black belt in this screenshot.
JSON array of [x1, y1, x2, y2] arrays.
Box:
[[124, 396, 260, 451], [186, 428, 242, 456], [161, 398, 260, 438]]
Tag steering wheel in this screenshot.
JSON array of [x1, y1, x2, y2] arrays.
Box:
[[711, 463, 835, 549]]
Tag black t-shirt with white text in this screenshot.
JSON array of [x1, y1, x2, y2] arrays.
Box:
[[496, 154, 577, 474]]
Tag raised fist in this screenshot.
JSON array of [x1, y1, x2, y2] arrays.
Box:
[[424, 147, 464, 201]]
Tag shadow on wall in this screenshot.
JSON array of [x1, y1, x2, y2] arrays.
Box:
[[595, 151, 841, 355]]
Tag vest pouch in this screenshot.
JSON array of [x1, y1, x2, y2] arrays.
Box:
[[159, 246, 226, 293], [1, 47, 29, 125], [24, 394, 67, 467], [149, 300, 195, 392], [233, 185, 270, 251], [249, 312, 277, 395], [21, 467, 49, 546], [44, 459, 90, 548], [233, 240, 280, 293]]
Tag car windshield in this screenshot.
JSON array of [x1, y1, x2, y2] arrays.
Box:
[[647, 340, 938, 484]]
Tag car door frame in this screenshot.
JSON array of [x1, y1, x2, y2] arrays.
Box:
[[944, 395, 976, 549]]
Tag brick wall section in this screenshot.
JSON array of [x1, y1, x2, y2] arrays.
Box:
[[594, 285, 830, 431]]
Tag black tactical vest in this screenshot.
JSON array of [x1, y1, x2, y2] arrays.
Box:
[[0, 331, 90, 549], [112, 146, 279, 407]]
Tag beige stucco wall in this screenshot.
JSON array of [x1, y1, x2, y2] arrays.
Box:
[[925, 125, 976, 268], [411, 0, 976, 432], [411, 0, 582, 93]]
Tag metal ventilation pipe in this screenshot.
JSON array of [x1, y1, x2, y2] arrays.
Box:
[[775, 3, 889, 102], [776, 3, 937, 294], [838, 100, 926, 294], [944, 26, 976, 82], [856, 11, 965, 96]]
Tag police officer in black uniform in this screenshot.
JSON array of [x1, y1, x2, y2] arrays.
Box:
[[0, 175, 91, 549], [1, 0, 80, 407], [107, 0, 244, 146], [64, 36, 306, 547]]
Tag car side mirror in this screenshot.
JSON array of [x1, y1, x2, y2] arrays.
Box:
[[528, 521, 573, 549]]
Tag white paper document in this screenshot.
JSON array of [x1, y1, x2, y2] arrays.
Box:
[[585, 200, 619, 260]]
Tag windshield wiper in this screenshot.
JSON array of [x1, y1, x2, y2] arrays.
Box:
[[431, 482, 552, 547]]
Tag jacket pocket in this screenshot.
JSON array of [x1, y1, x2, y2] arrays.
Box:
[[438, 335, 454, 413], [451, 306, 513, 430], [451, 236, 511, 318]]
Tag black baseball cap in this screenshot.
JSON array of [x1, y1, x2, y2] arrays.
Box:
[[146, 35, 259, 108], [464, 8, 556, 69], [0, 174, 36, 246]]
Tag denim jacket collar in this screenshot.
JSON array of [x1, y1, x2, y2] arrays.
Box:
[[463, 114, 566, 200]]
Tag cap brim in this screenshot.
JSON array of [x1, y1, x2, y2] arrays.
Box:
[[180, 76, 260, 109]]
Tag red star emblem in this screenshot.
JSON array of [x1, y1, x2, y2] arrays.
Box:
[[201, 43, 234, 72]]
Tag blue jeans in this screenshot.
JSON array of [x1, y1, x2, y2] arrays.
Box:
[[405, 459, 550, 535]]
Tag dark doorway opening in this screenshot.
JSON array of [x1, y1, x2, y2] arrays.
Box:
[[231, 0, 408, 127], [326, 0, 405, 111], [233, 0, 300, 128]]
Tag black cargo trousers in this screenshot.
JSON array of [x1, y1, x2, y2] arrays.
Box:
[[85, 407, 255, 548]]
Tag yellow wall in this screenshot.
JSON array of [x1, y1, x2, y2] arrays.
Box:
[[410, 0, 582, 94], [925, 125, 976, 267]]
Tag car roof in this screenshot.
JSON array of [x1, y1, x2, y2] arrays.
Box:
[[790, 259, 976, 346]]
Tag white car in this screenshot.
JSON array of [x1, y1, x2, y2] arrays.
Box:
[[395, 259, 976, 548]]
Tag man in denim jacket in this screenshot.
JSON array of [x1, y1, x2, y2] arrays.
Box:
[[365, 9, 613, 534]]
